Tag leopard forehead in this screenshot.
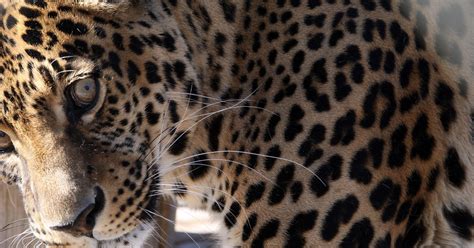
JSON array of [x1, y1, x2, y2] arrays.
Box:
[[0, 1, 473, 248]]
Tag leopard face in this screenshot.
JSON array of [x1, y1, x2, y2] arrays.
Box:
[[0, 1, 202, 246]]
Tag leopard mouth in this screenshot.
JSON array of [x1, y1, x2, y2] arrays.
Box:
[[34, 171, 160, 246], [92, 166, 161, 242]]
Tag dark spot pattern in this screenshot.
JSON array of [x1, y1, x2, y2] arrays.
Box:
[[321, 195, 359, 241], [284, 210, 318, 247]]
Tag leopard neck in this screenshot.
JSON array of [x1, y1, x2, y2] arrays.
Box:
[[165, 1, 245, 100]]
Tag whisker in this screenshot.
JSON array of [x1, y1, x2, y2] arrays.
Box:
[[151, 158, 276, 187], [166, 150, 326, 186], [151, 87, 265, 166], [49, 55, 77, 66]]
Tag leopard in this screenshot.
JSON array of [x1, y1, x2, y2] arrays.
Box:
[[0, 0, 473, 247]]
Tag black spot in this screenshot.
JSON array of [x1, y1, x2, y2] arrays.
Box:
[[145, 62, 161, 84], [311, 155, 343, 197], [370, 178, 394, 210], [321, 195, 359, 241], [363, 18, 375, 42], [395, 200, 412, 224], [350, 149, 372, 184], [335, 45, 361, 68], [435, 82, 457, 132], [38, 66, 55, 91], [208, 115, 223, 151], [112, 33, 125, 50], [418, 59, 430, 98], [361, 0, 377, 11], [268, 164, 295, 205], [284, 105, 305, 141], [25, 49, 45, 61], [368, 138, 384, 168], [298, 124, 326, 166], [389, 21, 409, 54], [351, 63, 365, 84], [145, 103, 160, 125], [284, 210, 318, 248], [334, 73, 352, 101], [400, 92, 420, 113], [406, 170, 422, 197], [21, 29, 43, 46], [388, 125, 407, 168], [94, 27, 106, 38], [163, 62, 177, 88], [368, 48, 383, 71], [379, 0, 392, 11], [381, 184, 401, 222], [330, 110, 356, 146], [245, 182, 266, 208], [212, 196, 226, 212], [309, 58, 328, 83], [283, 39, 298, 53], [399, 59, 414, 88], [129, 35, 145, 55], [304, 14, 326, 27], [264, 145, 281, 170], [251, 219, 280, 248], [410, 113, 435, 160], [339, 218, 374, 248], [157, 32, 177, 52], [307, 33, 324, 50], [57, 19, 88, 35], [189, 151, 210, 180], [108, 52, 122, 76], [26, 0, 47, 8], [19, 7, 42, 18], [292, 50, 305, 73], [220, 0, 236, 23], [443, 206, 474, 240], [242, 213, 258, 241], [329, 30, 344, 47], [168, 132, 188, 156], [383, 51, 395, 73], [444, 148, 466, 188], [264, 115, 281, 142], [224, 201, 241, 229], [290, 181, 303, 203], [6, 15, 17, 29], [173, 61, 186, 80], [397, 201, 426, 247], [127, 60, 141, 84]]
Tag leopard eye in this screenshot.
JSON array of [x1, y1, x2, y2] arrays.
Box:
[[0, 131, 14, 153], [69, 78, 99, 109]]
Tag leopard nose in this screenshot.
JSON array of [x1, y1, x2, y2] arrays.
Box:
[[51, 187, 105, 237]]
